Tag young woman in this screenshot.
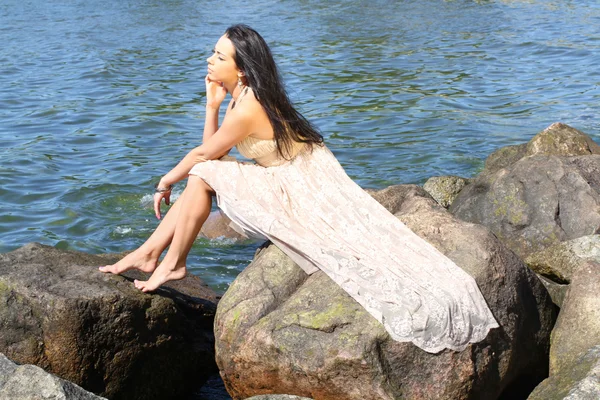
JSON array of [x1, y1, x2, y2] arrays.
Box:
[[100, 24, 498, 353]]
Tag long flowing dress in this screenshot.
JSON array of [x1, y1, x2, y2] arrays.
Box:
[[189, 136, 499, 353]]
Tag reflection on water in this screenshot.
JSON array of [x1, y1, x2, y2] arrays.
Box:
[[1, 0, 599, 292]]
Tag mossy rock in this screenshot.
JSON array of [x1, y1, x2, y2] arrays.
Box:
[[525, 235, 600, 284], [423, 175, 471, 208], [526, 122, 600, 157], [528, 345, 600, 400]]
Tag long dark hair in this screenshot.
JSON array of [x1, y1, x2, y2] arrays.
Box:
[[225, 24, 324, 158]]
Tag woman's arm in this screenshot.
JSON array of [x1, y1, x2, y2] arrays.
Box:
[[202, 76, 232, 143], [157, 107, 254, 189], [203, 106, 219, 143], [203, 100, 235, 143]]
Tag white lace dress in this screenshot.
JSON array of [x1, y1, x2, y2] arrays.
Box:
[[189, 136, 499, 353]]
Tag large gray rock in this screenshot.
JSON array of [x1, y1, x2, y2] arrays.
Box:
[[0, 353, 106, 399], [214, 185, 556, 400], [0, 243, 218, 400], [526, 235, 600, 284], [451, 123, 600, 260], [548, 261, 600, 376]]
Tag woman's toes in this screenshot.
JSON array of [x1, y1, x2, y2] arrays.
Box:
[[134, 279, 149, 291]]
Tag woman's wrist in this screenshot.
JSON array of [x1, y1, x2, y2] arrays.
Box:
[[156, 177, 173, 191], [206, 103, 221, 112], [154, 182, 172, 194]]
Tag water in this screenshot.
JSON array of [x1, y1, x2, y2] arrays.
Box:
[[2, 0, 600, 295]]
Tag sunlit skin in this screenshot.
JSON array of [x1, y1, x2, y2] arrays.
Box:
[[98, 35, 274, 292]]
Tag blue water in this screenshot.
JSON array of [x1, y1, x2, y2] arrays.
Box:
[[1, 0, 599, 294]]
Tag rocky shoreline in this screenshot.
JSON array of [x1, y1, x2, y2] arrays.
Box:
[[1, 122, 599, 399]]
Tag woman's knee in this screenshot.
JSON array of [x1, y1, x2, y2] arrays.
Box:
[[188, 174, 215, 195]]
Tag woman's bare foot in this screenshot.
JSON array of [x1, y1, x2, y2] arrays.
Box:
[[133, 261, 187, 292], [98, 249, 158, 274]]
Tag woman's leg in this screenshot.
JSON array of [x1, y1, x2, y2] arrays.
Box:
[[134, 175, 213, 292], [99, 185, 191, 274]]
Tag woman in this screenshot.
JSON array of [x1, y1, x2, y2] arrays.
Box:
[[100, 24, 498, 353]]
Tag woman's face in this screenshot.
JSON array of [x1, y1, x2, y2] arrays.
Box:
[[206, 35, 240, 84]]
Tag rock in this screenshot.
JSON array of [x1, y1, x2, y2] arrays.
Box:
[[364, 184, 432, 214], [451, 123, 600, 260], [525, 235, 600, 284], [528, 345, 600, 400], [0, 353, 17, 389], [0, 243, 218, 400], [0, 353, 107, 399], [526, 122, 600, 157], [537, 275, 568, 308], [423, 176, 471, 208], [200, 210, 249, 240], [548, 261, 600, 376], [246, 396, 314, 400], [214, 185, 557, 400], [485, 143, 528, 175], [451, 153, 600, 260], [483, 123, 598, 178]]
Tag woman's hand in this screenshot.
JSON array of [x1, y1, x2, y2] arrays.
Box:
[[205, 75, 228, 109], [153, 185, 172, 220]]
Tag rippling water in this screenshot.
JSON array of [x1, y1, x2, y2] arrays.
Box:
[[1, 0, 599, 294]]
